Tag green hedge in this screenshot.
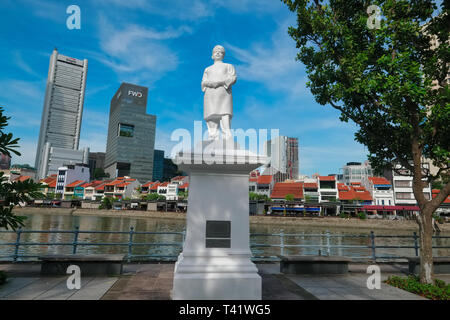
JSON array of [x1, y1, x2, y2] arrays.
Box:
[[386, 275, 450, 300]]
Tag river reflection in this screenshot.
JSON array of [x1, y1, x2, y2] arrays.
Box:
[[0, 213, 449, 261]]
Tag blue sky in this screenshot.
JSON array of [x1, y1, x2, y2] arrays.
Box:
[[0, 0, 369, 176]]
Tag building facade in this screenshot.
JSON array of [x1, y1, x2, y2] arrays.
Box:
[[105, 83, 156, 183], [340, 161, 373, 185], [55, 163, 90, 196], [88, 152, 106, 179], [264, 136, 299, 182], [35, 48, 88, 180], [39, 142, 89, 178], [153, 149, 164, 182]]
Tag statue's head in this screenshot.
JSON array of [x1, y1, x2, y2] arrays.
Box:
[[212, 45, 225, 61]]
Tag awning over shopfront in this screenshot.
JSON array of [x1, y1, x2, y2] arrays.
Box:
[[363, 205, 420, 211]]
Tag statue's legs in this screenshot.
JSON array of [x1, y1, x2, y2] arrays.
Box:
[[220, 115, 232, 139], [206, 118, 220, 140]]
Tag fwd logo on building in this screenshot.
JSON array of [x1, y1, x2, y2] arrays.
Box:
[[128, 90, 143, 98]]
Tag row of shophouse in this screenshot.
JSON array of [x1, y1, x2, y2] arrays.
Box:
[[37, 164, 190, 201], [249, 168, 450, 215]]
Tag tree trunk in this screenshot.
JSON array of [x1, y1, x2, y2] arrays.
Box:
[[418, 208, 434, 284]]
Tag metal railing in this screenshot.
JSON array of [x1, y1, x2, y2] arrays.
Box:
[[0, 227, 449, 262]]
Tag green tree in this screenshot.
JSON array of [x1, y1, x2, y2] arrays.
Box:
[[285, 194, 295, 202], [93, 168, 109, 179], [283, 0, 449, 283], [0, 107, 43, 229]]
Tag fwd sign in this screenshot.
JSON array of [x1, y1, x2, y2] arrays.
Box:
[[128, 90, 143, 98]]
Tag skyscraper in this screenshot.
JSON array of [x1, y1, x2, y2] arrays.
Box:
[[264, 136, 299, 182], [35, 48, 88, 179], [104, 83, 156, 183]]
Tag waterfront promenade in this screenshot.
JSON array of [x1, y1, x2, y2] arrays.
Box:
[[0, 262, 441, 300]]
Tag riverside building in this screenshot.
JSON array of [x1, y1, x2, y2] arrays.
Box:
[[35, 48, 88, 180], [104, 83, 156, 183]]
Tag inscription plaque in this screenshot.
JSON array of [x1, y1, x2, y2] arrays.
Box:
[[205, 220, 231, 248]]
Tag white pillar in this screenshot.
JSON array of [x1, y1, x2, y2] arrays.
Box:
[[172, 140, 266, 300]]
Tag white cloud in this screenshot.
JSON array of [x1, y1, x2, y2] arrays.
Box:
[[94, 16, 191, 84], [226, 20, 307, 97]]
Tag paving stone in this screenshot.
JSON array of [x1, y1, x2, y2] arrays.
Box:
[[5, 277, 66, 300], [69, 277, 118, 300], [0, 277, 39, 298]]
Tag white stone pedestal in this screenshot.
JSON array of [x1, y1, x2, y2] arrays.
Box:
[[172, 139, 266, 300]]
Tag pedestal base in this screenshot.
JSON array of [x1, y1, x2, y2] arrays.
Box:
[[172, 273, 261, 300], [172, 139, 266, 300]]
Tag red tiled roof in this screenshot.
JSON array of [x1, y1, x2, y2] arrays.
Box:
[[257, 175, 272, 184], [350, 182, 361, 185], [95, 181, 111, 191], [116, 182, 131, 188], [368, 177, 391, 185], [150, 182, 161, 190], [179, 182, 189, 189], [142, 181, 155, 187], [171, 176, 186, 181], [271, 182, 303, 199], [48, 180, 56, 188], [79, 182, 91, 188], [14, 175, 31, 182], [303, 183, 318, 188], [249, 177, 258, 182], [41, 176, 56, 184], [339, 185, 372, 201], [159, 182, 169, 187], [66, 180, 85, 188], [106, 179, 124, 186], [319, 176, 335, 181], [432, 189, 450, 204]]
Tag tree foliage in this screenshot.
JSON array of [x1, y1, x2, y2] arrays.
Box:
[[283, 0, 449, 283], [0, 107, 43, 229]]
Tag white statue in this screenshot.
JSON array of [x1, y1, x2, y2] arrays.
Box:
[[201, 45, 237, 140]]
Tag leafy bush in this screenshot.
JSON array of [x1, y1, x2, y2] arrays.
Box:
[[339, 212, 349, 219], [0, 271, 7, 285], [386, 275, 450, 300], [357, 212, 367, 220]]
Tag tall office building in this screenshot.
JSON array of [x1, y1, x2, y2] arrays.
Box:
[[152, 149, 165, 182], [264, 136, 299, 182], [104, 83, 156, 183], [35, 48, 88, 179], [341, 161, 373, 185]]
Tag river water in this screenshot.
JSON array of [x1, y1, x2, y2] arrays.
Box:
[[0, 212, 449, 261]]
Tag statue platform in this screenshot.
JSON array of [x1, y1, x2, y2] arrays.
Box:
[[171, 139, 267, 300]]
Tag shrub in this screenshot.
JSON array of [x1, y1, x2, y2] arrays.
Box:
[[385, 275, 450, 300], [339, 212, 349, 219], [357, 212, 367, 220]]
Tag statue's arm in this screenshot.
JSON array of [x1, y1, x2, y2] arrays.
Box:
[[201, 69, 211, 92], [223, 64, 237, 90]]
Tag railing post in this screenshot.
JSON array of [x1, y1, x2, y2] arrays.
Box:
[[72, 226, 79, 254], [370, 231, 376, 261], [280, 229, 285, 256], [326, 230, 331, 256], [182, 229, 186, 244], [413, 232, 419, 256], [14, 227, 22, 262], [128, 226, 134, 262]]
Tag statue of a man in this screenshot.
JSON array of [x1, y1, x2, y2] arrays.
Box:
[[201, 45, 237, 140]]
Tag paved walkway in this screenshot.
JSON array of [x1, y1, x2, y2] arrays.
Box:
[[1, 262, 447, 300]]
